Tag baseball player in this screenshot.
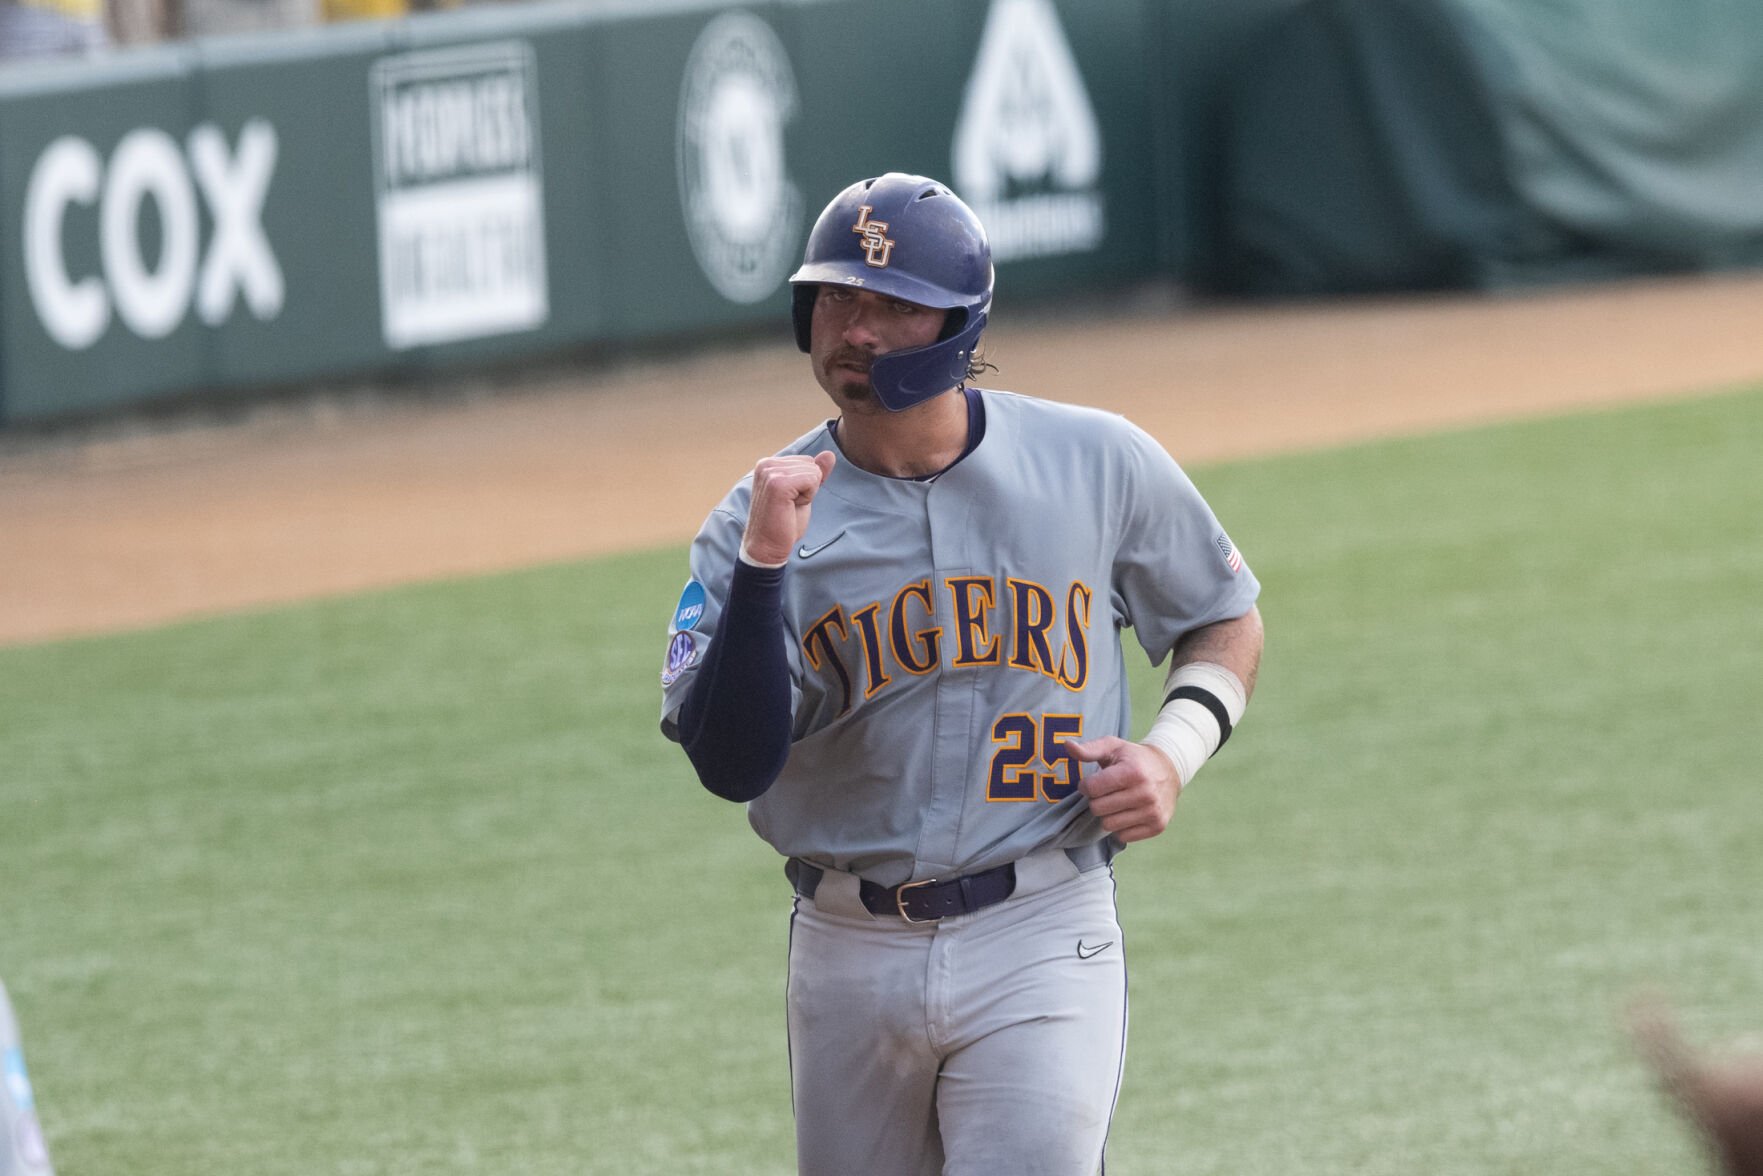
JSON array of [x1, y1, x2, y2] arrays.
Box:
[[660, 172, 1263, 1175], [2, 978, 55, 1175]]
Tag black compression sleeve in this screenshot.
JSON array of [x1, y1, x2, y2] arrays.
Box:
[[676, 559, 794, 802]]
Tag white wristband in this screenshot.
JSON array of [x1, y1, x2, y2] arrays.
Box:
[[738, 537, 788, 569], [1140, 661, 1247, 791]]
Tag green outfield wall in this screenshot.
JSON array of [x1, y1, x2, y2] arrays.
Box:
[[4, 0, 1754, 425], [4, 0, 1298, 425]]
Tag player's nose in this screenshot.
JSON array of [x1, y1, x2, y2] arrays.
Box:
[[839, 294, 887, 349]]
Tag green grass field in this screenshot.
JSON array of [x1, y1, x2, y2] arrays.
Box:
[[4, 384, 1761, 1174]]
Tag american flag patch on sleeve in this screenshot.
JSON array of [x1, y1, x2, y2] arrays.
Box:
[[1216, 533, 1244, 573]]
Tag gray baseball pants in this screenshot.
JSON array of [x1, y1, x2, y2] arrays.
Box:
[[786, 849, 1128, 1175]]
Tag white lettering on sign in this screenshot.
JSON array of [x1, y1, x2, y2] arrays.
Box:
[[371, 42, 548, 350], [22, 120, 283, 351], [379, 72, 532, 186], [190, 123, 284, 327], [951, 0, 1106, 262], [100, 129, 199, 340]]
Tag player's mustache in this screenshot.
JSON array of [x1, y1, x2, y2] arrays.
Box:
[[831, 348, 874, 372]]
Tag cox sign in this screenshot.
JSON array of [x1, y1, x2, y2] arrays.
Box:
[[22, 120, 283, 350]]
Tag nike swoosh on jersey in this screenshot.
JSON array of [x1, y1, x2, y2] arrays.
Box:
[[796, 531, 848, 560], [1076, 940, 1114, 960]]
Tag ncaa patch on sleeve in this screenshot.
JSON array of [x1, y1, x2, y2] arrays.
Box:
[[673, 581, 707, 631]]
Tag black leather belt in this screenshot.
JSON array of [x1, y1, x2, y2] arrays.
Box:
[[787, 858, 1018, 923], [865, 864, 1017, 923]]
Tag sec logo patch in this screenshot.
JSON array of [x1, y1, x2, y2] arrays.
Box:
[[674, 581, 707, 631], [661, 631, 700, 686]]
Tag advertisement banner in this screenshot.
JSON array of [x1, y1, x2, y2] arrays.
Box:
[[0, 0, 1166, 425], [0, 56, 206, 420]]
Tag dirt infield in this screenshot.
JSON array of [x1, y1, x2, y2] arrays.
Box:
[[2, 272, 1761, 647]]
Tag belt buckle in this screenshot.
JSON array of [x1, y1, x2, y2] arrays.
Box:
[[895, 878, 939, 923]]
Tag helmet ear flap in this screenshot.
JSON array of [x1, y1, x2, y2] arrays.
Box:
[[791, 285, 818, 353], [867, 306, 987, 412]]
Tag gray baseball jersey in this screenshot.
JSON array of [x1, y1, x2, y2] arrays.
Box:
[[660, 388, 1259, 887]]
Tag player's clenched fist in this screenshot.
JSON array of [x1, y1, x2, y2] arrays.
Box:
[[742, 451, 837, 566], [1067, 736, 1182, 844]]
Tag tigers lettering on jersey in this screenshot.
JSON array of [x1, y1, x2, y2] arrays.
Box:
[[802, 573, 1092, 715]]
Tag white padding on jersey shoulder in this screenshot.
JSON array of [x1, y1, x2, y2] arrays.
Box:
[[1141, 661, 1248, 791]]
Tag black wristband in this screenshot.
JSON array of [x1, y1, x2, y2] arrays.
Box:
[[1161, 685, 1233, 750]]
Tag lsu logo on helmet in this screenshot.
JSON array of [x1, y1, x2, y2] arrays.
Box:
[[851, 206, 895, 267]]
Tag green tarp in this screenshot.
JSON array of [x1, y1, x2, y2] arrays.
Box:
[[1219, 0, 1763, 295]]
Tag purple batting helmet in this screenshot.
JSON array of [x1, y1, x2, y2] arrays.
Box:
[[789, 173, 993, 412]]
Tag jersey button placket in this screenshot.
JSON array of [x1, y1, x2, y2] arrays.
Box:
[[915, 481, 971, 874]]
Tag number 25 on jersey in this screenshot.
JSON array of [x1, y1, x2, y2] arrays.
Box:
[[989, 713, 1083, 802]]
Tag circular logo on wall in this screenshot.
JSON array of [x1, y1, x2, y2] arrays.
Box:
[[676, 10, 803, 304]]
